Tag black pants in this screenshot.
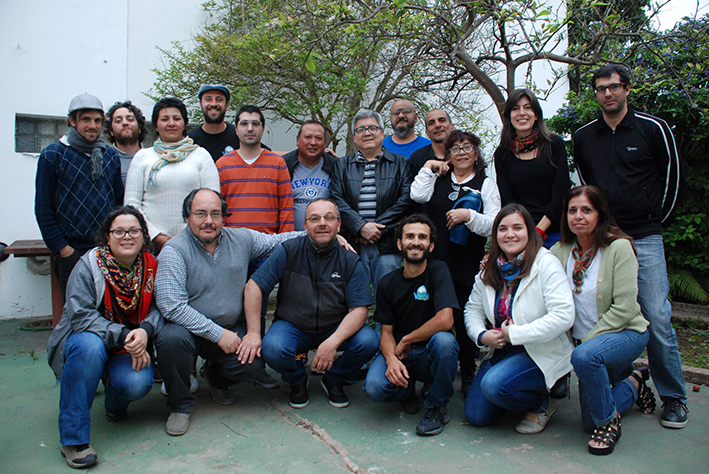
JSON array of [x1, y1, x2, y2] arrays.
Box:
[[55, 248, 89, 302], [453, 280, 479, 373]]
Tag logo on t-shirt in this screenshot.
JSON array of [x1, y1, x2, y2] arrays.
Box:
[[331, 272, 342, 279], [305, 186, 318, 198], [414, 285, 430, 301], [223, 146, 234, 155]]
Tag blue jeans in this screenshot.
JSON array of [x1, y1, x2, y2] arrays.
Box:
[[572, 329, 649, 432], [59, 332, 154, 445], [363, 332, 458, 409], [464, 350, 549, 427], [635, 235, 687, 402], [262, 320, 379, 386], [358, 243, 401, 298]]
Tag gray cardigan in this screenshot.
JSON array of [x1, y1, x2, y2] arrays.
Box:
[[550, 238, 648, 343], [47, 248, 163, 380]]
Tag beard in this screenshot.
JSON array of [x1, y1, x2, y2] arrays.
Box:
[[203, 108, 226, 124], [113, 128, 140, 146], [392, 122, 415, 138], [401, 244, 430, 264]]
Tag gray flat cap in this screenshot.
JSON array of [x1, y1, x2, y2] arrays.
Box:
[[68, 93, 104, 114]]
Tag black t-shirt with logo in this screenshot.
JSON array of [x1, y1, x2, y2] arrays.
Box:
[[375, 259, 459, 344]]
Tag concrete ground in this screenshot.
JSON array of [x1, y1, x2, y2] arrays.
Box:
[[1, 317, 708, 474]]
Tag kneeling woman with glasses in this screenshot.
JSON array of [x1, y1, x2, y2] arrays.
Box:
[[464, 204, 574, 434], [551, 186, 654, 455], [48, 206, 162, 469]]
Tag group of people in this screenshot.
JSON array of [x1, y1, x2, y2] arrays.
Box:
[[36, 64, 687, 469]]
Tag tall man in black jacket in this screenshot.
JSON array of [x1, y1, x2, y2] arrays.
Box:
[[573, 65, 687, 429]]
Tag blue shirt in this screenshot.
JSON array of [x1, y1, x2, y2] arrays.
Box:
[[383, 135, 431, 159]]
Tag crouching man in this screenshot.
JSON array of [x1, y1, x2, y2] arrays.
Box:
[[364, 214, 459, 436], [244, 198, 378, 408]]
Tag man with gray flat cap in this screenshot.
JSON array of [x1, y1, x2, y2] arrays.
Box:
[[35, 93, 124, 300]]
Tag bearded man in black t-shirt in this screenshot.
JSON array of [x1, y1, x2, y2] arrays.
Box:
[[363, 214, 459, 436]]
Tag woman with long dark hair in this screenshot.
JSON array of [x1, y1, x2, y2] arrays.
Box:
[[551, 186, 654, 455], [464, 204, 574, 434], [47, 206, 162, 469], [494, 88, 570, 247], [410, 129, 501, 395]]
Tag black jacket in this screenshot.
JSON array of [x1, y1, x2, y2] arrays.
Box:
[[282, 149, 339, 180], [330, 148, 413, 254], [573, 108, 682, 239]]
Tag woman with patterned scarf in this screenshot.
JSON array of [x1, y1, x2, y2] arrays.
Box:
[[47, 206, 163, 469], [124, 97, 219, 252], [463, 204, 574, 435], [551, 186, 654, 455], [494, 88, 570, 248]]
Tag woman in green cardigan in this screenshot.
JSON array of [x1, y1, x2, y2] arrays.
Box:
[[551, 186, 655, 456]]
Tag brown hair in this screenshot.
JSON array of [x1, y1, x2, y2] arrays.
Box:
[[444, 130, 486, 174], [559, 186, 631, 248], [481, 203, 543, 291], [499, 88, 557, 166]]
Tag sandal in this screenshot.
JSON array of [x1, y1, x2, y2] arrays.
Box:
[[629, 366, 656, 414], [588, 415, 622, 455]]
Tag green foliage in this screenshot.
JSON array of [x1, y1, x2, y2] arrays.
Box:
[[549, 15, 709, 302], [668, 267, 709, 304]]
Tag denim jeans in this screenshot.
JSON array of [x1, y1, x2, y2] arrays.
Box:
[[634, 235, 687, 402], [262, 320, 379, 386], [155, 322, 264, 413], [358, 243, 401, 298], [363, 331, 458, 409], [59, 332, 154, 445], [464, 350, 549, 427], [572, 329, 649, 432]]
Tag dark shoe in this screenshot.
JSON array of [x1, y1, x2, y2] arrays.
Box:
[[165, 412, 190, 436], [588, 415, 622, 455], [629, 367, 656, 414], [549, 372, 570, 399], [289, 380, 309, 408], [254, 370, 280, 389], [400, 386, 423, 415], [61, 444, 98, 469], [200, 364, 235, 405], [661, 398, 688, 429], [105, 411, 127, 423], [416, 407, 450, 436], [321, 378, 349, 408], [461, 367, 475, 397]]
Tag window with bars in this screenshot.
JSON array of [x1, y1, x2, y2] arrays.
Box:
[[15, 114, 68, 153]]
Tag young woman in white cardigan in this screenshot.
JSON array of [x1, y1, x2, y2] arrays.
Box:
[[551, 186, 654, 455], [464, 204, 575, 434]]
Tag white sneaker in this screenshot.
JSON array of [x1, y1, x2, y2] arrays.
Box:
[[161, 374, 199, 396]]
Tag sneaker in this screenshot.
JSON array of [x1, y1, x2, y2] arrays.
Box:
[[289, 380, 309, 408], [254, 370, 280, 389], [400, 386, 423, 415], [321, 378, 349, 408], [165, 412, 190, 436], [416, 407, 450, 436], [61, 443, 98, 469], [161, 374, 200, 396], [661, 398, 688, 429]]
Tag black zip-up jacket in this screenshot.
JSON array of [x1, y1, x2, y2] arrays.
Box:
[[329, 148, 413, 254], [282, 149, 338, 180], [573, 108, 682, 239]]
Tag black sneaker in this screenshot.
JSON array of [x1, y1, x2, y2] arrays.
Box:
[[661, 398, 688, 429], [400, 386, 423, 415], [289, 380, 309, 408], [321, 378, 349, 408], [416, 407, 450, 436]]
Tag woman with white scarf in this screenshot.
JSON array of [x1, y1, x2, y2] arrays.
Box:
[[125, 97, 219, 251]]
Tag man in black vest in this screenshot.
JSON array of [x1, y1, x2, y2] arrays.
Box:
[[245, 198, 378, 409]]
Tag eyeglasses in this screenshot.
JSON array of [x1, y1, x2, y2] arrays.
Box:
[[306, 214, 339, 223], [391, 108, 413, 115], [238, 120, 263, 127], [109, 228, 143, 239], [448, 145, 475, 155], [594, 83, 625, 95], [354, 125, 383, 135], [191, 210, 224, 221]]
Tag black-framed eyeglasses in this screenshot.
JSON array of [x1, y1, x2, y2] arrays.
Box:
[[354, 125, 382, 135], [594, 83, 625, 95], [191, 210, 224, 221], [109, 228, 143, 239], [306, 214, 339, 223], [448, 145, 474, 155], [238, 120, 263, 127]]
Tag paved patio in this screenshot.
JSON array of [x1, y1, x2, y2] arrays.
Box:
[[1, 317, 707, 473]]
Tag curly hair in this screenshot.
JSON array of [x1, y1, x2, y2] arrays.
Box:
[[103, 101, 148, 144], [96, 205, 151, 251]]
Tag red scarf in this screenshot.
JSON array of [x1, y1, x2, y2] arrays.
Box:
[[512, 130, 540, 154]]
